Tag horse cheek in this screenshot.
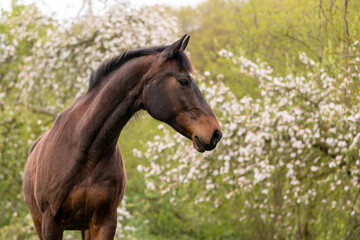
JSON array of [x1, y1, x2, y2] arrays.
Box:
[[143, 84, 174, 122]]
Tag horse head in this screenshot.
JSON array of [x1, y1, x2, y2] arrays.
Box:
[[142, 34, 222, 152]]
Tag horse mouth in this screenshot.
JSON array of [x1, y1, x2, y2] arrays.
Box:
[[194, 136, 205, 152], [194, 135, 216, 152]]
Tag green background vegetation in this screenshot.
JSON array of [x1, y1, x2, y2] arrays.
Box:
[[1, 0, 360, 239]]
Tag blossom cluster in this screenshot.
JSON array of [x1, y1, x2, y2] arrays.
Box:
[[4, 2, 179, 111]]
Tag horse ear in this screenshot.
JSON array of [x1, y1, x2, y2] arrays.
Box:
[[181, 35, 190, 51], [162, 34, 188, 59]]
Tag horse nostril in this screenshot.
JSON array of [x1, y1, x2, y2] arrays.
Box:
[[210, 129, 222, 146]]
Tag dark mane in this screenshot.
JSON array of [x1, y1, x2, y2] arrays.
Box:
[[88, 45, 192, 91]]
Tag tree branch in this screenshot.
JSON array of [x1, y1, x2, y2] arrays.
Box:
[[28, 106, 58, 120]]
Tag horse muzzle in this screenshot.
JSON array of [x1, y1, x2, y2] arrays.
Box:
[[192, 128, 222, 152]]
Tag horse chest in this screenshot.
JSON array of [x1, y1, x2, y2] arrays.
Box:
[[59, 165, 125, 229]]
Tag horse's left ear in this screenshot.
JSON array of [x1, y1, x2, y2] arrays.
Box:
[[162, 34, 189, 59], [181, 35, 190, 51]]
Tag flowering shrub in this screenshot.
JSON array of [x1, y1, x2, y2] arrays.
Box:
[[14, 3, 179, 110], [136, 41, 360, 239]]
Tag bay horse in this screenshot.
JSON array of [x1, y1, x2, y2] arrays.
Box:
[[23, 34, 222, 239]]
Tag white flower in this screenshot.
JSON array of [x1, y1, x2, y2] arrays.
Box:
[[311, 166, 319, 172]]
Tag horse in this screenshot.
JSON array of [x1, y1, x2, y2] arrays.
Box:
[[23, 34, 222, 240]]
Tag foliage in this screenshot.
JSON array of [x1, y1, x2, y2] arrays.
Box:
[[176, 0, 360, 97]]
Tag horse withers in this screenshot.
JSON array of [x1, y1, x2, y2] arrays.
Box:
[[23, 34, 222, 239]]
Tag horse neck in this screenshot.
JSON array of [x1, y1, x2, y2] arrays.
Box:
[[78, 56, 153, 158]]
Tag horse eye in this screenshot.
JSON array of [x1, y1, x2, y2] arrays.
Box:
[[178, 79, 190, 87]]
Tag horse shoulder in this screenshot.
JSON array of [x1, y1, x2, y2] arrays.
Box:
[[32, 110, 84, 216]]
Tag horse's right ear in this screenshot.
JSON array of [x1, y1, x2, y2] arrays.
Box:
[[162, 34, 188, 59]]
